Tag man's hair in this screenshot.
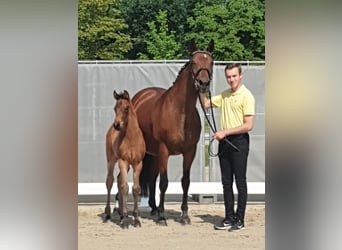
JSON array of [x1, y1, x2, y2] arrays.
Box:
[[225, 63, 242, 75]]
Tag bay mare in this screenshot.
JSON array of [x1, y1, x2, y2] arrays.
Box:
[[132, 40, 214, 225]]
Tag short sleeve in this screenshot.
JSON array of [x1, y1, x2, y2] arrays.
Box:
[[243, 93, 255, 116], [211, 94, 222, 108]]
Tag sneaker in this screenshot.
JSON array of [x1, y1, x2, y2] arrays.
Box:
[[214, 219, 234, 230], [228, 220, 245, 232]]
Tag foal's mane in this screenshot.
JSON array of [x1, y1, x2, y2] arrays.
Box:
[[115, 91, 130, 101]]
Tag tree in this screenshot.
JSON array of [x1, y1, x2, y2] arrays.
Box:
[[139, 10, 182, 59], [78, 0, 132, 60], [119, 0, 163, 59], [227, 0, 265, 60], [186, 0, 265, 61], [120, 0, 210, 59]]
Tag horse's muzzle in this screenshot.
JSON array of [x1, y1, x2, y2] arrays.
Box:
[[195, 80, 210, 93]]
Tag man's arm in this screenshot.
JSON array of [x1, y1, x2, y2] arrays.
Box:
[[199, 93, 211, 109], [213, 115, 254, 140]]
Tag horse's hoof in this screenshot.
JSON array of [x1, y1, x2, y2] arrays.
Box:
[[114, 207, 121, 216], [120, 220, 130, 229], [150, 208, 158, 216], [180, 216, 191, 225], [156, 218, 168, 226], [103, 214, 111, 222]]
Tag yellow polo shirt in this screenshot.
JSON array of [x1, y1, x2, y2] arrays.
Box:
[[211, 84, 255, 129]]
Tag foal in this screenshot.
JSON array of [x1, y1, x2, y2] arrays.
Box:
[[104, 90, 146, 228]]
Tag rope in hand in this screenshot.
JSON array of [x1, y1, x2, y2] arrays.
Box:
[[198, 91, 239, 157]]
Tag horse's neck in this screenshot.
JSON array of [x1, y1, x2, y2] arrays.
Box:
[[171, 67, 197, 111]]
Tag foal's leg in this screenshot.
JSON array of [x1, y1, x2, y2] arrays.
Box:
[[118, 160, 130, 229], [180, 148, 197, 224], [113, 172, 121, 215], [132, 161, 143, 227], [104, 159, 115, 222]]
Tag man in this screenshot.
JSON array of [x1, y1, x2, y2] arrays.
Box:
[[200, 63, 255, 232]]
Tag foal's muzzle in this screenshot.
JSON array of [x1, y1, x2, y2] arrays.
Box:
[[113, 122, 121, 131]]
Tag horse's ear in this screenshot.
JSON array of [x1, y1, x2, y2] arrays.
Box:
[[188, 38, 198, 53], [123, 90, 130, 99], [207, 39, 214, 53], [113, 90, 119, 100]]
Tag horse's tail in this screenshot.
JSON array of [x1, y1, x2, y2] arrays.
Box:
[[139, 154, 152, 197]]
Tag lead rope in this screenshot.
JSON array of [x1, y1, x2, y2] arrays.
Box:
[[198, 91, 239, 157]]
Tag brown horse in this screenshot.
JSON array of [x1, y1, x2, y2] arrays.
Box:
[[132, 39, 214, 225], [104, 90, 146, 228]]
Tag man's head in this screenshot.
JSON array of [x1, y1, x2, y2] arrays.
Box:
[[225, 63, 242, 92]]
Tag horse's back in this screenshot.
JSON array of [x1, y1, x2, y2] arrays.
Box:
[[131, 87, 165, 155], [131, 87, 166, 110]]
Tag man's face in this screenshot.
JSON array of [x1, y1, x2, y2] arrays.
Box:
[[225, 67, 242, 91]]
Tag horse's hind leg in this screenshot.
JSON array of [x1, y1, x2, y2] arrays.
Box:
[[147, 173, 158, 215], [132, 161, 143, 227], [104, 159, 115, 222], [144, 155, 159, 215]]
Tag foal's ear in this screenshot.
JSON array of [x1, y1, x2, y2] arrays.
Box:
[[123, 90, 130, 99], [113, 90, 119, 100], [188, 38, 198, 53], [207, 39, 214, 53]]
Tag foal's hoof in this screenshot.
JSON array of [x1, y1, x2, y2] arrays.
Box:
[[134, 220, 141, 228], [180, 216, 191, 225]]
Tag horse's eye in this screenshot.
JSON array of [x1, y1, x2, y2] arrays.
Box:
[[124, 107, 129, 113]]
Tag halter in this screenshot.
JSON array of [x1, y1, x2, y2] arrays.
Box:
[[190, 51, 213, 92]]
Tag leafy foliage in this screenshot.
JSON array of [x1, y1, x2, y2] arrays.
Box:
[[139, 10, 182, 59], [186, 0, 264, 61], [79, 0, 265, 61], [78, 0, 132, 60]]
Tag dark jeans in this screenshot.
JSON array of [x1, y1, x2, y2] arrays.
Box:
[[218, 133, 249, 222]]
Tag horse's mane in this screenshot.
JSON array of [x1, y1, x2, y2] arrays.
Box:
[[172, 60, 191, 85], [171, 50, 212, 85]]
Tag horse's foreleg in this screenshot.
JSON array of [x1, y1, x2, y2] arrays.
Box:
[[157, 170, 168, 225], [118, 160, 130, 229], [132, 161, 143, 227], [180, 148, 196, 224], [104, 159, 115, 222], [156, 144, 169, 225]]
